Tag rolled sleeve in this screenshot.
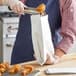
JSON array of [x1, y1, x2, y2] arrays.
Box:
[[57, 0, 76, 53]]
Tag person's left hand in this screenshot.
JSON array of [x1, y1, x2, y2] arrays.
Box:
[[45, 49, 65, 65], [33, 53, 60, 65], [45, 54, 60, 65]]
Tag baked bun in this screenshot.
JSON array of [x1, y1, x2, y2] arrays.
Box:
[[21, 64, 34, 76], [36, 3, 46, 14], [8, 64, 21, 74]]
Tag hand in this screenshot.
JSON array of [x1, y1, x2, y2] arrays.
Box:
[[45, 54, 60, 65], [33, 53, 60, 65], [8, 0, 26, 14], [45, 49, 65, 65]]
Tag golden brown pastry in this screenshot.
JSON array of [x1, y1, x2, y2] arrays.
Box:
[[21, 69, 30, 76], [23, 64, 34, 72], [0, 62, 9, 70], [13, 64, 21, 72], [0, 64, 6, 69], [36, 3, 46, 14], [3, 62, 9, 70], [0, 62, 9, 73], [0, 68, 6, 73], [8, 67, 16, 74], [8, 64, 21, 74], [21, 64, 34, 76], [0, 72, 2, 76]]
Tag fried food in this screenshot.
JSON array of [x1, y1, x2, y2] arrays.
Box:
[[0, 62, 9, 73], [0, 68, 6, 73], [0, 72, 2, 76], [13, 64, 21, 72], [21, 64, 34, 76], [36, 3, 46, 14], [21, 70, 26, 76], [0, 62, 9, 69], [8, 67, 16, 74], [0, 62, 34, 75], [8, 64, 21, 74], [3, 62, 9, 70], [23, 64, 34, 73], [0, 64, 6, 69]]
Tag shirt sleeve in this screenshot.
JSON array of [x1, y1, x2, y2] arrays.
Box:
[[56, 0, 76, 53]]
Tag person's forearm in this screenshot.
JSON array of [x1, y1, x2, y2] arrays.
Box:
[[56, 0, 76, 54], [56, 36, 73, 54]]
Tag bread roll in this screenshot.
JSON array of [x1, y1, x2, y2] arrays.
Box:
[[36, 3, 46, 13]]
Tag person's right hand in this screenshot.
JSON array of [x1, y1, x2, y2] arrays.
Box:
[[8, 0, 26, 14]]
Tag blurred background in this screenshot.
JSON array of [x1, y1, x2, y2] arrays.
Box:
[[0, 5, 19, 63]]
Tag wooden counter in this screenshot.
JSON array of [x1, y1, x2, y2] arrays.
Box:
[[22, 53, 76, 76]]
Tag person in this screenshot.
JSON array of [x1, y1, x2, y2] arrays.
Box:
[[11, 0, 61, 65], [45, 0, 76, 64], [0, 0, 25, 14], [11, 0, 76, 65]]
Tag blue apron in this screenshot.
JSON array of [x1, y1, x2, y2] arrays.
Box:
[[11, 0, 61, 65], [46, 0, 62, 47]]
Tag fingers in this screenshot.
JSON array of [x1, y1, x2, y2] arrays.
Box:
[[33, 53, 60, 65], [10, 1, 25, 15], [45, 54, 54, 65], [45, 54, 60, 65], [53, 55, 60, 64]]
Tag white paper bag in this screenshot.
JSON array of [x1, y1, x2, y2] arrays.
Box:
[[31, 14, 54, 65]]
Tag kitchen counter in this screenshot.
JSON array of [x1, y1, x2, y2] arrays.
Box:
[[22, 53, 76, 76]]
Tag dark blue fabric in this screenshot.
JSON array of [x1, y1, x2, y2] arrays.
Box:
[[46, 0, 62, 47], [11, 0, 61, 65]]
